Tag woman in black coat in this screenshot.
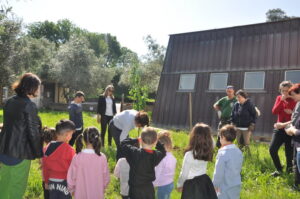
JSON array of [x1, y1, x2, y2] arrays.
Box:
[[0, 73, 43, 199], [231, 89, 257, 151], [97, 85, 117, 147]]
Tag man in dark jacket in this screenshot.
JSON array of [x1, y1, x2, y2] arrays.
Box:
[[68, 91, 85, 146]]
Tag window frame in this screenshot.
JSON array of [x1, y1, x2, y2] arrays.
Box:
[[285, 70, 300, 83], [178, 73, 197, 92], [243, 71, 265, 90], [209, 73, 229, 91]]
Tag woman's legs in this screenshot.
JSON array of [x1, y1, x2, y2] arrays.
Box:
[[101, 115, 114, 147], [269, 129, 285, 172]]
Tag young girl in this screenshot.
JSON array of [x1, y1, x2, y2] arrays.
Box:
[[153, 131, 177, 199], [177, 123, 217, 199], [67, 127, 110, 199]]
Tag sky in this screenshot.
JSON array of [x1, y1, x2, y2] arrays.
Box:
[[6, 0, 300, 56]]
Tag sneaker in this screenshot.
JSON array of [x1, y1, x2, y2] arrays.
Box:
[[270, 171, 282, 177]]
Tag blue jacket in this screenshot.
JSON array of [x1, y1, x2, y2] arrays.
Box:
[[213, 144, 243, 191], [68, 102, 83, 129]]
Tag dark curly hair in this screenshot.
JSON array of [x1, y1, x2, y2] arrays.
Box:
[[12, 73, 41, 97]]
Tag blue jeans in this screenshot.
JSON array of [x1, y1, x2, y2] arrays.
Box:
[[157, 182, 174, 199], [297, 150, 300, 173]]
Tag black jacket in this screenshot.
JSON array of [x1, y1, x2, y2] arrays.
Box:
[[97, 95, 117, 116], [121, 138, 166, 187], [231, 99, 257, 128], [0, 95, 43, 160]]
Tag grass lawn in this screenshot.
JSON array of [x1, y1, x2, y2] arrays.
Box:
[[0, 109, 299, 199]]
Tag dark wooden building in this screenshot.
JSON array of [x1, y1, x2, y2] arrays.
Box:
[[152, 18, 300, 137]]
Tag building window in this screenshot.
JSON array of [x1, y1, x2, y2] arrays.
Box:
[[209, 73, 228, 90], [244, 72, 265, 90], [178, 74, 196, 91], [285, 70, 300, 83]]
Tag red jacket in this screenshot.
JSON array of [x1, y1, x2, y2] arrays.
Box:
[[42, 142, 75, 183], [272, 95, 296, 123]]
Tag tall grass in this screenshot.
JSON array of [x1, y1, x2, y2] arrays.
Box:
[[1, 109, 298, 199]]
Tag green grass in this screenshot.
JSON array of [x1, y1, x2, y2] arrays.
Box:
[[1, 109, 299, 198]]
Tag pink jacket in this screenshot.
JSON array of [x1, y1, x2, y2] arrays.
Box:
[[67, 149, 110, 199]]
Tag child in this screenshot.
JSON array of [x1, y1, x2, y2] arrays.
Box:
[[67, 127, 110, 199], [213, 125, 243, 199], [42, 119, 76, 199], [177, 123, 217, 199], [41, 127, 56, 199], [121, 127, 166, 199], [114, 156, 130, 199], [153, 131, 177, 199]]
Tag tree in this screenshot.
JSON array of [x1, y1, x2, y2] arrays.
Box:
[[266, 8, 293, 22], [27, 19, 77, 47], [119, 35, 166, 94], [0, 5, 22, 100], [9, 37, 56, 80], [51, 35, 97, 102], [51, 35, 115, 101]]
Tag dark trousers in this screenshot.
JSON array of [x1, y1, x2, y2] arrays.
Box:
[[42, 181, 49, 199], [48, 180, 71, 199], [129, 184, 155, 199], [293, 145, 300, 186], [101, 115, 113, 147], [109, 121, 123, 161], [216, 120, 231, 148], [69, 129, 83, 146], [269, 129, 293, 172]]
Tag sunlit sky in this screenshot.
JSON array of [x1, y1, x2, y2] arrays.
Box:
[[7, 0, 300, 56]]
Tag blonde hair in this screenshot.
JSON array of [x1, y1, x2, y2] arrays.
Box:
[[103, 85, 114, 98], [158, 131, 173, 150]]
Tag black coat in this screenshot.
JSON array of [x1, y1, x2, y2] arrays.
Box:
[[0, 95, 43, 160], [231, 99, 257, 128], [97, 95, 117, 116]]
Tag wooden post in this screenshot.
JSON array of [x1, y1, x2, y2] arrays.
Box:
[[121, 93, 124, 112], [189, 92, 193, 130]]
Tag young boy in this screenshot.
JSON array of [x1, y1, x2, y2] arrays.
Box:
[[42, 120, 76, 199], [213, 125, 243, 199], [121, 127, 166, 199], [68, 91, 85, 146]]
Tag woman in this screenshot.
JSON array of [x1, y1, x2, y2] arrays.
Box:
[[231, 89, 257, 151], [97, 85, 117, 147], [285, 83, 300, 190], [0, 73, 43, 199], [269, 81, 296, 176], [108, 110, 149, 161]]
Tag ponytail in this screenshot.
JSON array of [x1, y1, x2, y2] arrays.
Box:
[[82, 127, 102, 156], [75, 134, 84, 154]]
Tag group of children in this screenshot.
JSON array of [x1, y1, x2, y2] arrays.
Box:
[[41, 119, 243, 199]]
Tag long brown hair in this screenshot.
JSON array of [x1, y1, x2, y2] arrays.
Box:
[[185, 123, 214, 161]]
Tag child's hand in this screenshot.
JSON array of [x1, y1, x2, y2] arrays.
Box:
[[176, 187, 183, 192], [45, 183, 49, 190], [215, 187, 220, 193]]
